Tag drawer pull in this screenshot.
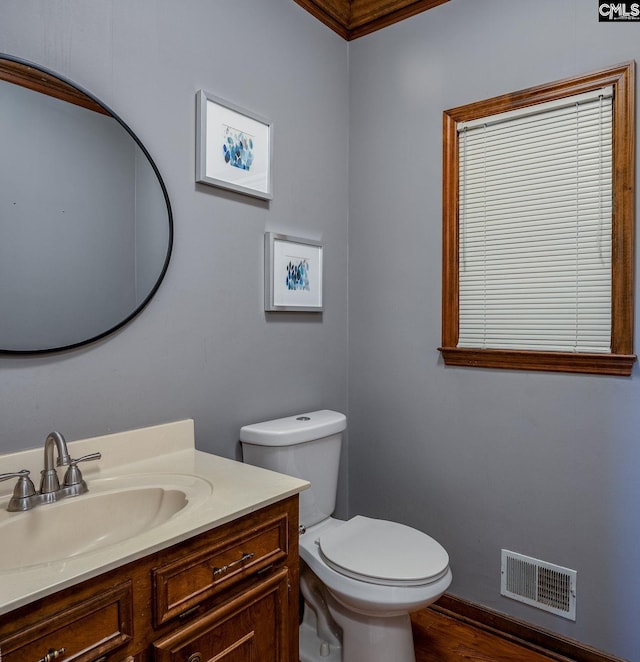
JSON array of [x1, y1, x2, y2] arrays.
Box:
[[37, 648, 66, 662], [187, 654, 202, 662], [212, 551, 254, 576]]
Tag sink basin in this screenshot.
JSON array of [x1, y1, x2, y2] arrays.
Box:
[[0, 473, 212, 571]]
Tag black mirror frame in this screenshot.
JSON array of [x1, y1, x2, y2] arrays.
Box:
[[0, 53, 173, 355]]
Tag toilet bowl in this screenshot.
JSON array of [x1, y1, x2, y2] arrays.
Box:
[[299, 517, 451, 662], [240, 410, 452, 662]]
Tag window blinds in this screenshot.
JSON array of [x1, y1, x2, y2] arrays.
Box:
[[457, 87, 613, 353]]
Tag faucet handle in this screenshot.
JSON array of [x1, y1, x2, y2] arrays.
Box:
[[63, 452, 102, 488], [0, 469, 31, 483], [0, 470, 37, 512], [71, 452, 102, 464]]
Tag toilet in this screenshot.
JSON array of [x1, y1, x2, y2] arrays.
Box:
[[240, 410, 452, 662]]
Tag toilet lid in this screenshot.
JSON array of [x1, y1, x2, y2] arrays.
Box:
[[318, 516, 449, 586]]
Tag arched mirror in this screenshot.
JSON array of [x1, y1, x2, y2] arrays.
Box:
[[0, 54, 173, 353]]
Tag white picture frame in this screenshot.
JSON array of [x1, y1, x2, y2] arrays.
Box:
[[196, 90, 273, 200], [265, 233, 323, 312]]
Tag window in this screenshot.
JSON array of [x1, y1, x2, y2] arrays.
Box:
[[440, 63, 636, 375]]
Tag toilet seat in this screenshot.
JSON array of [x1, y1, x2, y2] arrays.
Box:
[[317, 516, 449, 587]]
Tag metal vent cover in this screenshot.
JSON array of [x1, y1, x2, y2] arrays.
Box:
[[501, 550, 576, 620]]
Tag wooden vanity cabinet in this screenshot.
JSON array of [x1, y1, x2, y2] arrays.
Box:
[[0, 496, 299, 662]]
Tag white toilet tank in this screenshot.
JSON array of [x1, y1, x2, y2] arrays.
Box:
[[240, 410, 347, 528]]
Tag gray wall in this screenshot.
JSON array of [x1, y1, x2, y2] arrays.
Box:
[[349, 0, 640, 658], [0, 0, 349, 511]]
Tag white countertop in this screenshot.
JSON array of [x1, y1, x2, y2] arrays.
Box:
[[0, 420, 309, 616]]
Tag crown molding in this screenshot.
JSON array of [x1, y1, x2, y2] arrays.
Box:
[[293, 0, 449, 40]]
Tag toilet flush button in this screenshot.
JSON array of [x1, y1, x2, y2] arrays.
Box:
[[296, 416, 311, 421]]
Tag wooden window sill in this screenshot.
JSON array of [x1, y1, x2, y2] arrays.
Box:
[[439, 347, 636, 376]]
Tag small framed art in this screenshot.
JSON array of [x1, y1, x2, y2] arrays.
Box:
[[265, 233, 323, 312], [196, 90, 273, 200]]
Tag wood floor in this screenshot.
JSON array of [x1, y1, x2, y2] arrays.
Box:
[[412, 609, 563, 662]]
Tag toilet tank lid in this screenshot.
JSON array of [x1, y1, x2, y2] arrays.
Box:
[[240, 410, 346, 446]]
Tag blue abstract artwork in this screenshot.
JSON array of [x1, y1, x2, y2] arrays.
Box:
[[223, 125, 254, 171], [285, 259, 310, 291]]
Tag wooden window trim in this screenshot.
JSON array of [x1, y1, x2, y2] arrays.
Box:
[[440, 62, 636, 376]]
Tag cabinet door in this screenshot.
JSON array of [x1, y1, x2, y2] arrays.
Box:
[[0, 581, 134, 662], [153, 509, 289, 626], [152, 568, 289, 662]]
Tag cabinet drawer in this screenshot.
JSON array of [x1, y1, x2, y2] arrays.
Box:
[[0, 581, 133, 662], [153, 511, 289, 625], [153, 568, 289, 662]]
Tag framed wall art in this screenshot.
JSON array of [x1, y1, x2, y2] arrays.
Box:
[[196, 90, 273, 200], [265, 233, 323, 312]]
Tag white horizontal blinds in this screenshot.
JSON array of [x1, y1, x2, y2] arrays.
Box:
[[457, 88, 613, 353]]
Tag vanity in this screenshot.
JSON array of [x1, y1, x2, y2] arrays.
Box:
[[0, 421, 309, 662]]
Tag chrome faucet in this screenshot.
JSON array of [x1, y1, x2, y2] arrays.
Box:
[[0, 431, 101, 512], [40, 431, 72, 498]]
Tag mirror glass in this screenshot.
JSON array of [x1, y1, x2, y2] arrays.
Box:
[[0, 55, 172, 353]]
